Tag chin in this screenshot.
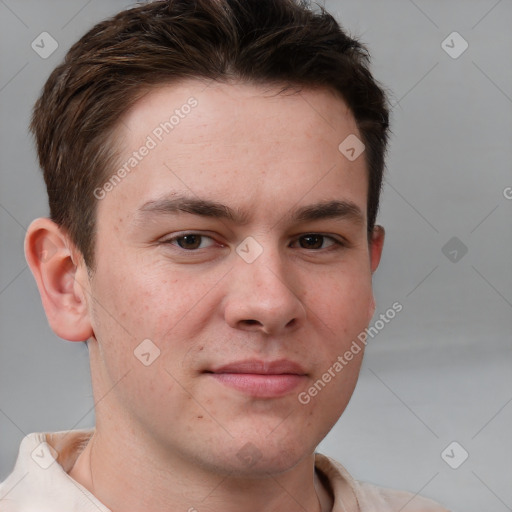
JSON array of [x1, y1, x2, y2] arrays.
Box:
[[248, 450, 310, 476], [233, 437, 314, 477], [187, 438, 312, 478]]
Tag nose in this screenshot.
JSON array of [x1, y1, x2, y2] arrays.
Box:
[[222, 246, 306, 336]]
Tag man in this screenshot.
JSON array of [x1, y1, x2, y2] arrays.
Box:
[[0, 0, 449, 510]]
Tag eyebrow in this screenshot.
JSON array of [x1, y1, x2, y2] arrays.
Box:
[[136, 194, 365, 226]]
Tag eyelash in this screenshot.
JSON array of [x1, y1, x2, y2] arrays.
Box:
[[161, 232, 347, 252]]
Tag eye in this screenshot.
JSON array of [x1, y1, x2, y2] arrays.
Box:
[[293, 234, 344, 250], [164, 233, 216, 250]]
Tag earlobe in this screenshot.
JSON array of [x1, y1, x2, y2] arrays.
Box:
[[369, 225, 385, 274], [24, 218, 93, 342]]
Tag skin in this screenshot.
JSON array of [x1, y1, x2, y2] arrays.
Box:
[[25, 80, 384, 512]]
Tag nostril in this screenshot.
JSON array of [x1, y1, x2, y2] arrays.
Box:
[[243, 319, 260, 326], [285, 318, 296, 328]]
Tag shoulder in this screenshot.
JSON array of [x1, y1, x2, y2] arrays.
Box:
[[0, 430, 105, 512], [314, 453, 450, 512], [356, 479, 450, 512]]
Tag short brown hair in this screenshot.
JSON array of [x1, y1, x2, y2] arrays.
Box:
[[31, 0, 390, 270]]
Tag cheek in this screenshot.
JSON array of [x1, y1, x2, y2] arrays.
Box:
[[93, 260, 185, 335], [90, 260, 224, 378], [298, 264, 372, 409], [307, 266, 373, 335], [88, 265, 191, 423]]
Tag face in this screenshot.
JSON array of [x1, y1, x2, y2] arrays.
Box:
[[80, 80, 382, 476]]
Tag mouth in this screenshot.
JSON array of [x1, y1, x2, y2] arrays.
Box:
[[204, 359, 308, 398]]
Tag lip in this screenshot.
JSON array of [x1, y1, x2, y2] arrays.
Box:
[[210, 359, 307, 375], [205, 359, 307, 398]]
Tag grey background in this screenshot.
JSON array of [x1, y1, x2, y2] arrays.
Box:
[[0, 1, 511, 511]]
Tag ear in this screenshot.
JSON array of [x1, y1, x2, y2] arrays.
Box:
[[366, 225, 385, 321], [24, 218, 93, 342], [369, 225, 385, 274]]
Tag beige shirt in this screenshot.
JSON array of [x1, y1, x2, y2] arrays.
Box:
[[0, 430, 449, 511]]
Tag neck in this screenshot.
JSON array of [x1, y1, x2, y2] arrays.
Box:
[[69, 421, 332, 512]]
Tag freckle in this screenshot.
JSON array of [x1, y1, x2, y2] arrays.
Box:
[[197, 415, 203, 419], [199, 346, 204, 351]]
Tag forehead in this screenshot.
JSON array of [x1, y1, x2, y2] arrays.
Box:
[[121, 79, 358, 146], [98, 79, 368, 226]]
